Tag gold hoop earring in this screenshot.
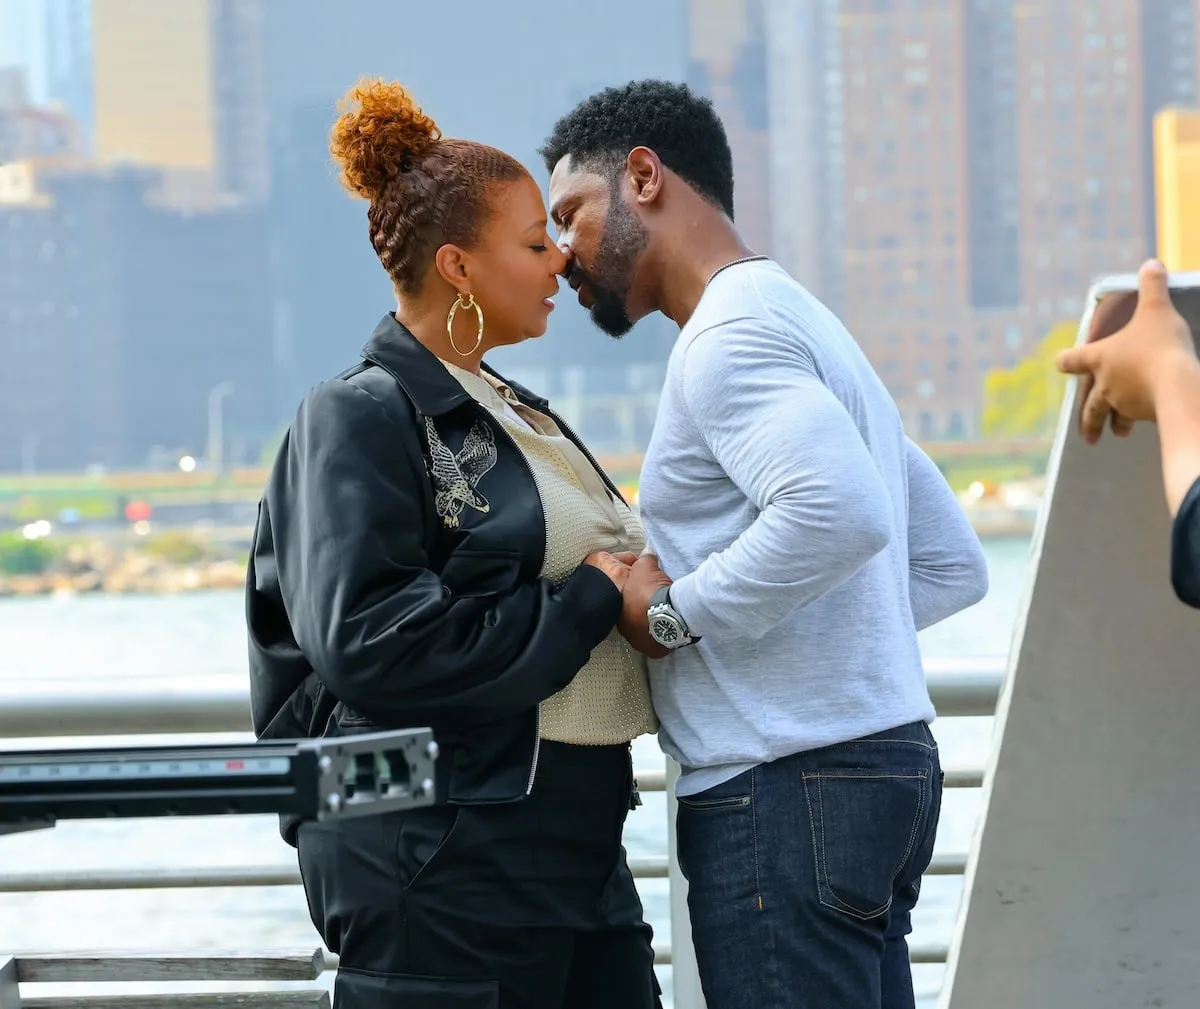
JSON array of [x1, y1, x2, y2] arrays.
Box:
[[446, 292, 484, 357]]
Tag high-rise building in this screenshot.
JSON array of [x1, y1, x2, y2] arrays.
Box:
[[963, 0, 1020, 312], [683, 0, 845, 310], [90, 0, 268, 204], [0, 161, 275, 470], [43, 0, 93, 151], [686, 0, 773, 257], [1154, 106, 1200, 271], [1140, 0, 1199, 257], [831, 0, 993, 438], [0, 161, 79, 472], [1011, 0, 1149, 339], [762, 0, 845, 314], [91, 0, 216, 174], [209, 0, 269, 203], [114, 196, 274, 460], [768, 0, 1200, 439]]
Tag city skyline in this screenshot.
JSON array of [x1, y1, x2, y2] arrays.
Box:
[[1, 0, 1199, 471]]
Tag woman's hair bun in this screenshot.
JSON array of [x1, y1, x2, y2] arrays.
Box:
[[329, 78, 441, 200]]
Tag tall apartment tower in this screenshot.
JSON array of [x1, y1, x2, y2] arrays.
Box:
[[831, 0, 998, 437], [1140, 0, 1199, 256], [686, 0, 774, 257], [1155, 106, 1200, 271], [90, 0, 268, 203], [1011, 0, 1152, 339], [42, 0, 94, 150], [795, 0, 1200, 437]]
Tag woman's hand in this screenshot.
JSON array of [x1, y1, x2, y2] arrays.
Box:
[[583, 551, 638, 590]]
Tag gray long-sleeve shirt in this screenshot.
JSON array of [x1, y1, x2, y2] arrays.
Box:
[[638, 260, 988, 796]]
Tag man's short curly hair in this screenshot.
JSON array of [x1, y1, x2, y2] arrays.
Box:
[[540, 79, 735, 219]]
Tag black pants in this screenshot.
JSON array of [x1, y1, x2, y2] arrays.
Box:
[[297, 740, 661, 1009]]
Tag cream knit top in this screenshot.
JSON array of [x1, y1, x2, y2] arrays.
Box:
[[441, 361, 658, 745]]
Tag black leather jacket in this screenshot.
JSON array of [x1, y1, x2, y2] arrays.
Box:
[[1173, 475, 1200, 608], [247, 314, 625, 842]]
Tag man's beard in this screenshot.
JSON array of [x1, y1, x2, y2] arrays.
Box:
[[577, 197, 647, 339]]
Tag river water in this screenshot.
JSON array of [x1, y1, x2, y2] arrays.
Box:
[[0, 537, 1032, 1005]]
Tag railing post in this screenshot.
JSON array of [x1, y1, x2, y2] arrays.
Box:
[[0, 956, 21, 1008], [665, 758, 706, 1009]]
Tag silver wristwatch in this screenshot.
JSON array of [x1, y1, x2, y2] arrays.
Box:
[[648, 586, 699, 650]]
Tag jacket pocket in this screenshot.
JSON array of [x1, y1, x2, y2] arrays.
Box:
[[395, 804, 462, 891], [335, 967, 498, 1008], [332, 701, 375, 730], [439, 548, 522, 599]]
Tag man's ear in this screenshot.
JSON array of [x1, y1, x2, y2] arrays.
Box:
[[627, 147, 664, 205]]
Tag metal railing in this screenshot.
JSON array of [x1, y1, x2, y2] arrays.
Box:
[[0, 657, 1004, 739], [0, 850, 977, 895], [0, 656, 1005, 1003]]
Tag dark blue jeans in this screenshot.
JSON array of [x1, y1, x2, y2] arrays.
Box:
[[676, 721, 943, 1009]]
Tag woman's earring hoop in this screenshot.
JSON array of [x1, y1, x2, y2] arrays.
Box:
[[447, 292, 484, 357]]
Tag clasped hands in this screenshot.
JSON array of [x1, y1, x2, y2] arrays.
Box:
[[583, 550, 673, 659]]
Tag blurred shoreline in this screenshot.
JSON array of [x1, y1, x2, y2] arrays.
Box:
[[0, 521, 1032, 599], [0, 531, 247, 598]]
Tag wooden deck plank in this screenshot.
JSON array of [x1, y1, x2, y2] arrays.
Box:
[[16, 952, 324, 984], [24, 993, 329, 1009]]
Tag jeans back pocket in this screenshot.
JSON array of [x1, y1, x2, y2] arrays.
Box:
[[802, 768, 929, 920]]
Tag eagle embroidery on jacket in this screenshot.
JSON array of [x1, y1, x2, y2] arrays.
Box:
[[424, 416, 498, 528]]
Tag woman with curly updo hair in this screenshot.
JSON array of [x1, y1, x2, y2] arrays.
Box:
[[245, 79, 661, 1008]]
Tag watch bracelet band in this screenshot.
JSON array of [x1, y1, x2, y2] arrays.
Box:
[[649, 585, 699, 645]]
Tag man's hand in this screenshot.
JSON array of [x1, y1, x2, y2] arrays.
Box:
[[618, 553, 674, 659], [1056, 260, 1198, 443]]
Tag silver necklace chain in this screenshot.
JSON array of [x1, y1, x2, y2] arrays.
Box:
[[705, 254, 769, 289]]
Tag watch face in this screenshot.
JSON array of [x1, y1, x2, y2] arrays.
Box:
[[650, 614, 684, 647]]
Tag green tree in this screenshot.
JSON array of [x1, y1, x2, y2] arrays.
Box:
[[0, 532, 57, 575], [980, 321, 1077, 440], [142, 531, 208, 565]]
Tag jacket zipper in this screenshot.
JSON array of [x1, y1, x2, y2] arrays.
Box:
[[526, 707, 542, 795], [537, 405, 627, 800], [470, 406, 548, 796], [543, 406, 629, 506], [441, 400, 615, 798]]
